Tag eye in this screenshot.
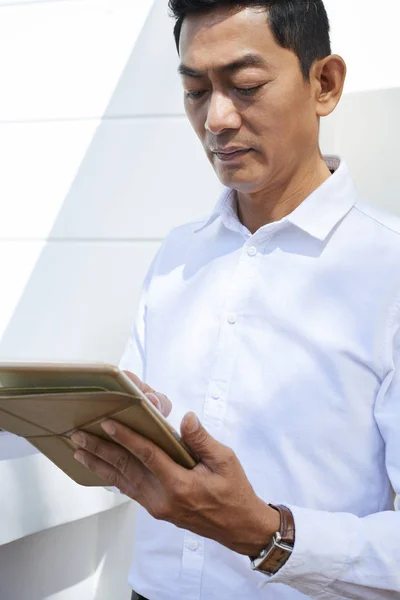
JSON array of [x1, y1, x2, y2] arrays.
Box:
[[235, 85, 263, 96], [185, 90, 207, 100], [185, 84, 264, 101]]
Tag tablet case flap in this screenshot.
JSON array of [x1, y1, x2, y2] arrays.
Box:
[[0, 391, 138, 486], [0, 390, 192, 486], [28, 435, 109, 486], [0, 392, 136, 435]]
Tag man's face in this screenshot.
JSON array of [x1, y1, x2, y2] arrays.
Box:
[[179, 7, 321, 193]]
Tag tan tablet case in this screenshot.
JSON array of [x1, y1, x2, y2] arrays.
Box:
[[0, 389, 197, 486]]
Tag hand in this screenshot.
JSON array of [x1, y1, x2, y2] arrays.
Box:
[[71, 371, 280, 556]]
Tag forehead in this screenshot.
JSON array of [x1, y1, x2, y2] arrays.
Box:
[[179, 6, 294, 72]]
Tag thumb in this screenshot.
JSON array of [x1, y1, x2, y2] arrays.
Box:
[[181, 412, 226, 469]]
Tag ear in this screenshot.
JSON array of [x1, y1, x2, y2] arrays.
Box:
[[311, 54, 347, 118]]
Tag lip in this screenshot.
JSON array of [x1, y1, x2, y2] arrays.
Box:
[[211, 147, 251, 162]]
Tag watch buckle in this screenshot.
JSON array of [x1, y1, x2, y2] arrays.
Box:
[[251, 531, 293, 576]]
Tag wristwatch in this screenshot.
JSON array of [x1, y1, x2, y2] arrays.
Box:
[[250, 504, 295, 577]]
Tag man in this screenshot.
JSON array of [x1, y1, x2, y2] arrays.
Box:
[[71, 1, 400, 598]]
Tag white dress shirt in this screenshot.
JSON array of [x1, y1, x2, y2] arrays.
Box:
[[120, 157, 400, 600]]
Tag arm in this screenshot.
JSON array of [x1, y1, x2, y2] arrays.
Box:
[[72, 370, 399, 600], [267, 315, 400, 599], [79, 256, 400, 598]]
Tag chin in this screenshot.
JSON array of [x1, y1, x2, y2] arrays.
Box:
[[215, 167, 266, 193]]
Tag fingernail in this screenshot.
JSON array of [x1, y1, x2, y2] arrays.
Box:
[[146, 393, 161, 411], [74, 451, 85, 464], [71, 433, 86, 447], [101, 420, 116, 436], [184, 412, 199, 433]]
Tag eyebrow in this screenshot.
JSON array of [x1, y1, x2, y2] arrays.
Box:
[[177, 54, 270, 78]]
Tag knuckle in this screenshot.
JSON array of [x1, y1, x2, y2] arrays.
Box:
[[170, 477, 189, 501], [80, 452, 91, 469], [139, 445, 154, 467], [150, 507, 162, 520], [225, 446, 236, 460], [195, 428, 209, 448], [222, 447, 237, 468], [107, 470, 122, 489], [89, 438, 104, 459], [150, 503, 170, 521], [78, 433, 94, 453], [114, 452, 130, 475]]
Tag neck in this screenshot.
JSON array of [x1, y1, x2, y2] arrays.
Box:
[[236, 155, 332, 234]]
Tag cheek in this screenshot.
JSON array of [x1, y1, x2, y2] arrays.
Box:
[[244, 90, 291, 136], [248, 89, 315, 150]]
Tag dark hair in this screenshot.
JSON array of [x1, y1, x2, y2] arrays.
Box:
[[168, 0, 331, 81]]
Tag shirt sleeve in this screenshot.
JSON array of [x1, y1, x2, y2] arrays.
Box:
[[118, 249, 160, 379], [263, 307, 400, 599]]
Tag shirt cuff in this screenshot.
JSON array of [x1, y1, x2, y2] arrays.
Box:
[[259, 504, 357, 596]]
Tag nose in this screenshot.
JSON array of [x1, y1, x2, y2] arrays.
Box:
[[205, 91, 242, 135]]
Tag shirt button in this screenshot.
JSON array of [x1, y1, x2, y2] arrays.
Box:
[[188, 540, 199, 551], [211, 387, 221, 400], [247, 246, 257, 257], [227, 313, 237, 325]]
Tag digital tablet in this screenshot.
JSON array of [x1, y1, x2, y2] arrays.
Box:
[[0, 362, 198, 486]]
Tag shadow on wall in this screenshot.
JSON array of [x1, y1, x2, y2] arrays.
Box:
[[0, 4, 172, 597], [93, 502, 138, 600], [0, 514, 101, 600], [0, 503, 137, 600], [0, 0, 218, 363], [0, 0, 220, 362]]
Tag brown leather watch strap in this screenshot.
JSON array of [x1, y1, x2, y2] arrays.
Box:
[[251, 504, 295, 576], [269, 504, 295, 546]]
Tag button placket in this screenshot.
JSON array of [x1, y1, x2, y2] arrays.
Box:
[[181, 532, 205, 600], [211, 386, 221, 400], [188, 540, 199, 552], [202, 241, 262, 436]]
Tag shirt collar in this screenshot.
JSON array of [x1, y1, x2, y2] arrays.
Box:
[[194, 156, 358, 241]]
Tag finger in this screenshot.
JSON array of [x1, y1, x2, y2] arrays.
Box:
[[74, 449, 140, 498], [71, 430, 147, 486], [145, 392, 172, 418], [123, 371, 172, 417], [123, 370, 152, 393], [180, 413, 232, 470], [101, 419, 184, 484]]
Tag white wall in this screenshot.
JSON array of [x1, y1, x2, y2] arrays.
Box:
[[321, 0, 400, 214], [325, 0, 400, 94], [0, 501, 137, 600], [0, 1, 398, 599], [0, 1, 219, 598]]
